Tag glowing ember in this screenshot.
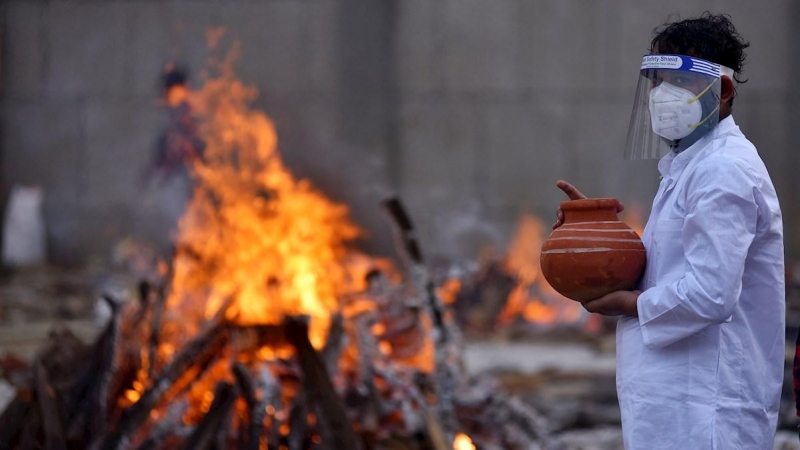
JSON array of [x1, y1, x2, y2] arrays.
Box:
[[437, 278, 462, 305], [454, 433, 476, 450]]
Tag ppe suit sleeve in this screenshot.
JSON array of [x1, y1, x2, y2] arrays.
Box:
[[637, 157, 759, 349]]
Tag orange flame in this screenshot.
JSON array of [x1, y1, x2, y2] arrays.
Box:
[[125, 37, 439, 428], [437, 278, 462, 305], [166, 44, 361, 348], [498, 214, 585, 327], [497, 207, 644, 331]]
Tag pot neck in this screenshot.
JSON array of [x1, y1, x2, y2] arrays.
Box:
[[561, 199, 619, 224]]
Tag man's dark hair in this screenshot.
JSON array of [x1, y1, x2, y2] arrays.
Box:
[[650, 12, 750, 86]]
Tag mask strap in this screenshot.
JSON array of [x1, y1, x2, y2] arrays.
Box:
[[689, 103, 720, 130], [687, 78, 718, 104]]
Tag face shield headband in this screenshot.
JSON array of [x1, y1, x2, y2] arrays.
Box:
[[624, 54, 734, 160]]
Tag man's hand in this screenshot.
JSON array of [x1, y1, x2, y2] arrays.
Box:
[[552, 180, 625, 229], [581, 290, 641, 316]]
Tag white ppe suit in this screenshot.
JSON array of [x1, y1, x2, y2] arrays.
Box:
[[617, 116, 785, 449]]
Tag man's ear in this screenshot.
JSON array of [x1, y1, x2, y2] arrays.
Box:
[[720, 75, 735, 105]]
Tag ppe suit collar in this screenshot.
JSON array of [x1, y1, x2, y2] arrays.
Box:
[[658, 115, 739, 179]]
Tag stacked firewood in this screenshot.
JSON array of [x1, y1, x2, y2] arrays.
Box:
[[0, 199, 556, 450]]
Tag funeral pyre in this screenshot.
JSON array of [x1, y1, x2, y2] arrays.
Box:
[[0, 45, 554, 450]]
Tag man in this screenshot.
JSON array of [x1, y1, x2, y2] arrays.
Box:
[[795, 329, 800, 440], [554, 14, 785, 449]]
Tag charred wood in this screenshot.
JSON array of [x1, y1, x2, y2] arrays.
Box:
[[148, 249, 176, 379], [100, 309, 230, 450], [63, 295, 125, 445], [381, 197, 459, 440], [90, 295, 123, 442], [0, 393, 32, 449], [287, 390, 309, 450], [265, 367, 284, 450], [232, 362, 263, 450], [180, 382, 236, 450], [352, 313, 383, 429], [38, 328, 89, 382], [503, 396, 552, 444], [321, 313, 345, 376], [453, 262, 516, 331], [18, 406, 42, 450], [131, 400, 188, 450], [381, 198, 423, 265], [133, 281, 153, 327], [422, 412, 449, 450], [284, 316, 362, 450], [34, 360, 67, 450]]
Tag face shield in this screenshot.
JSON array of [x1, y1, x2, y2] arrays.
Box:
[[624, 54, 734, 159]]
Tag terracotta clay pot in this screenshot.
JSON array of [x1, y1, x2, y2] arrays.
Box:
[[540, 198, 646, 302]]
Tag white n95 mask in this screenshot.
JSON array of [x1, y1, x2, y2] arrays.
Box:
[[648, 82, 703, 141]]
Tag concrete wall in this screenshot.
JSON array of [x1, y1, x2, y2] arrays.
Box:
[[1, 0, 798, 263], [0, 0, 394, 262], [395, 0, 800, 259]]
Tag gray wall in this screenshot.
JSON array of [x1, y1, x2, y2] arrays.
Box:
[[1, 0, 798, 264], [394, 0, 800, 259]]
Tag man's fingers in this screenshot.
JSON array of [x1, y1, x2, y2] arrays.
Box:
[[557, 180, 624, 212], [581, 298, 602, 314], [553, 210, 565, 229], [556, 180, 587, 201]]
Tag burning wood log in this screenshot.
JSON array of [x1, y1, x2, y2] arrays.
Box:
[[18, 407, 42, 450], [382, 197, 460, 441], [353, 312, 385, 429], [148, 248, 176, 379], [100, 303, 230, 450], [423, 412, 450, 450], [284, 316, 363, 450], [453, 380, 555, 450], [65, 295, 121, 445], [0, 394, 31, 449], [233, 359, 290, 449], [287, 390, 309, 450], [0, 50, 569, 449], [131, 400, 188, 450], [232, 361, 280, 450], [133, 280, 153, 327], [381, 198, 447, 335], [0, 327, 87, 449], [180, 381, 237, 450], [453, 262, 517, 332], [321, 313, 345, 376], [89, 295, 123, 443], [33, 360, 68, 450], [57, 295, 133, 448], [268, 415, 283, 449]]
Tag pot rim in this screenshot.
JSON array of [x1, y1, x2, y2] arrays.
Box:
[[560, 197, 619, 211]]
